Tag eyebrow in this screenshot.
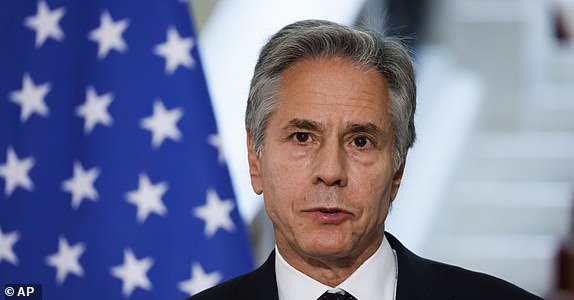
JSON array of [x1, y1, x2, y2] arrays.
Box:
[[284, 118, 322, 131], [346, 123, 384, 137], [283, 119, 385, 138]]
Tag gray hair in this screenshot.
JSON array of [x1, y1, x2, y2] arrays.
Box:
[[245, 19, 416, 170]]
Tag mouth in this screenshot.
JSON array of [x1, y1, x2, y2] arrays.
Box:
[[303, 207, 353, 223], [319, 208, 343, 214]]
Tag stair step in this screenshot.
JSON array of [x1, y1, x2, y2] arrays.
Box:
[[533, 112, 574, 131], [434, 181, 572, 241], [459, 132, 574, 181], [550, 47, 574, 84], [440, 205, 570, 235], [427, 234, 557, 260], [451, 181, 573, 208], [528, 84, 574, 130], [471, 131, 574, 158]]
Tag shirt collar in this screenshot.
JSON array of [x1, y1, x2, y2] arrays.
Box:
[[275, 236, 397, 300]]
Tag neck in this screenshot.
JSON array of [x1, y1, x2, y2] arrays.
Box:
[[276, 236, 383, 287]]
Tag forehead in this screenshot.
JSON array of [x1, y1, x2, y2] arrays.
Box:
[[273, 57, 391, 128]]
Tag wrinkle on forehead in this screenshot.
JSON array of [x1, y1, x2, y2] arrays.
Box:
[[272, 56, 393, 136], [278, 58, 389, 109]]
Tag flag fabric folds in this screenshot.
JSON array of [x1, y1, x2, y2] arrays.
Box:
[[0, 1, 254, 298]]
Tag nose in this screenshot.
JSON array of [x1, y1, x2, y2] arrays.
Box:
[[312, 139, 348, 187]]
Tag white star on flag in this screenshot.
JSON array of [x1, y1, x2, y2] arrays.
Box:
[[1, 2, 256, 297], [45, 236, 86, 285], [88, 10, 129, 59], [153, 26, 194, 74], [24, 0, 66, 48], [111, 248, 154, 298], [178, 262, 222, 296], [140, 100, 183, 148], [0, 147, 35, 197], [193, 189, 235, 237], [126, 173, 168, 223], [10, 73, 51, 123], [0, 227, 20, 265], [61, 161, 100, 210], [207, 134, 226, 165], [76, 86, 114, 134]]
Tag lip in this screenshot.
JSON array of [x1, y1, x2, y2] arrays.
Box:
[[302, 207, 353, 224]]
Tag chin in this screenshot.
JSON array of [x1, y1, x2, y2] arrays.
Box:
[[298, 237, 353, 259]]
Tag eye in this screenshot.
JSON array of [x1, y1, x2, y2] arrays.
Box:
[[352, 136, 371, 148], [294, 132, 311, 143]]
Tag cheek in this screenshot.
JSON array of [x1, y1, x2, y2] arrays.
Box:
[[350, 167, 394, 219], [362, 189, 391, 223], [262, 150, 311, 193], [260, 155, 306, 218], [263, 197, 280, 225]]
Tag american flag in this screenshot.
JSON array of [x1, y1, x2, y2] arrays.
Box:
[[0, 0, 254, 299]]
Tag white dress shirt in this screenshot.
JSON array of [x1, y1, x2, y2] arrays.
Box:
[[275, 236, 398, 300]]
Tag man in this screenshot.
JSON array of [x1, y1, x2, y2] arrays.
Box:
[[190, 19, 541, 300]]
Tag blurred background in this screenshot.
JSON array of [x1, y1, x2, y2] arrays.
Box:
[[189, 0, 574, 296]]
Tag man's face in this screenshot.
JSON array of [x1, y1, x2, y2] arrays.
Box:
[[248, 57, 404, 264]]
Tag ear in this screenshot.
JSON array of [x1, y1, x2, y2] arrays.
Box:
[[247, 131, 263, 195], [390, 159, 406, 202]]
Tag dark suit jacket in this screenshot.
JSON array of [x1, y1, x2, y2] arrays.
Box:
[[189, 232, 542, 300]]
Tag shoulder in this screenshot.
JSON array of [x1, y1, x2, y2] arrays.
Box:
[[187, 271, 255, 300], [428, 258, 542, 299], [187, 252, 278, 300], [385, 232, 542, 300]]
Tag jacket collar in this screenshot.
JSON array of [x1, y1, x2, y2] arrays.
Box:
[[386, 232, 454, 300], [262, 232, 454, 300], [252, 251, 279, 299]]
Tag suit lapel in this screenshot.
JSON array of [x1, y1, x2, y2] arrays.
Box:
[[386, 233, 454, 300], [244, 251, 279, 300]]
